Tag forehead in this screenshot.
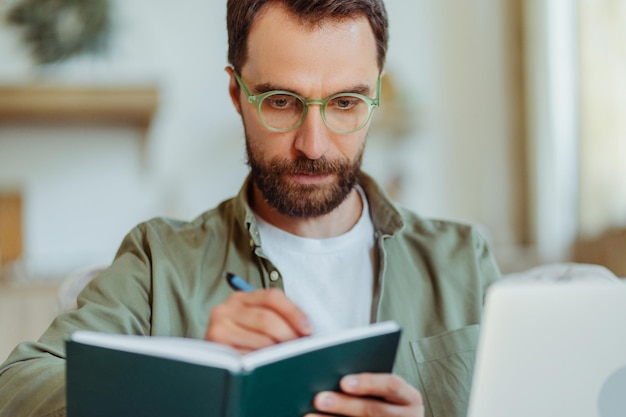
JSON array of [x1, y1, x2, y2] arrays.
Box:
[[242, 3, 379, 87]]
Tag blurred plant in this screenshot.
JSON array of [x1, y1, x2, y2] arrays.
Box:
[[6, 0, 110, 64]]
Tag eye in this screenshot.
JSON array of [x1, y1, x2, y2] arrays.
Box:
[[264, 94, 298, 110], [330, 96, 362, 111]]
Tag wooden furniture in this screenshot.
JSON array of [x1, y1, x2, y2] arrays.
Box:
[[0, 85, 159, 155], [573, 228, 626, 278], [0, 191, 22, 266], [0, 85, 158, 130]]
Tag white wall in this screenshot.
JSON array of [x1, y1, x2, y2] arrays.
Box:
[[0, 0, 524, 280], [379, 1, 523, 260]]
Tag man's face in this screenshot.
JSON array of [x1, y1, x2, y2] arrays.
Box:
[[229, 4, 380, 218]]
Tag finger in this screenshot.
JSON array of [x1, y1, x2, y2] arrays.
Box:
[[205, 290, 310, 349], [241, 289, 312, 335], [205, 318, 278, 351], [313, 391, 409, 417], [340, 373, 423, 406], [232, 305, 303, 343], [206, 302, 299, 347]]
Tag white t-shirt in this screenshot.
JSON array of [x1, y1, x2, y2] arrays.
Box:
[[254, 186, 375, 334]]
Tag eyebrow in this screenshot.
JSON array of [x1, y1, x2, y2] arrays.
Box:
[[253, 82, 372, 97]]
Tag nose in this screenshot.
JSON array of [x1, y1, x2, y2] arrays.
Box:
[[293, 105, 330, 160]]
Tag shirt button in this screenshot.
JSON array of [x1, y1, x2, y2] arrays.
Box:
[[269, 271, 280, 282], [249, 239, 255, 247]]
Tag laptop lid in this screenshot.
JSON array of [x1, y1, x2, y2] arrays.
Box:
[[467, 281, 626, 417]]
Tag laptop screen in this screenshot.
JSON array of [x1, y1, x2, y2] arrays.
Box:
[[467, 281, 626, 417]]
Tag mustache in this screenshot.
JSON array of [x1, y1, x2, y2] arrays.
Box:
[[270, 156, 344, 175]]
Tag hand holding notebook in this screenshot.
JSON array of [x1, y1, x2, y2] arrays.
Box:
[[67, 321, 402, 417]]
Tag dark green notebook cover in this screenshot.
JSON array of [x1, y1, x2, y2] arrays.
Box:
[[66, 321, 401, 417]]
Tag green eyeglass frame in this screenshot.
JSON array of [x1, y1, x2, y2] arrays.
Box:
[[234, 71, 381, 134]]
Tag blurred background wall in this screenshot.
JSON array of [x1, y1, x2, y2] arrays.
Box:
[[0, 0, 624, 286]]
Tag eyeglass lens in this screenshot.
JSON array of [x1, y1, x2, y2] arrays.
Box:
[[259, 93, 371, 133]]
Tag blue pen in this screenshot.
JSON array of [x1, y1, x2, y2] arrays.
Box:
[[224, 272, 256, 292]]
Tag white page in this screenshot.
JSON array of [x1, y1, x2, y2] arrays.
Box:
[[241, 321, 400, 370], [70, 321, 399, 373], [71, 331, 244, 372]]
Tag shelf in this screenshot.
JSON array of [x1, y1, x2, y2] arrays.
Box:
[[0, 85, 159, 134]]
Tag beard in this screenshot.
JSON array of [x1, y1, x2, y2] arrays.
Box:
[[246, 140, 364, 218]]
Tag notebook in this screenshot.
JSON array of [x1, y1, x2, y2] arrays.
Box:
[[466, 280, 626, 417]]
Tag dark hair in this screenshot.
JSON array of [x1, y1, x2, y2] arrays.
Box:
[[227, 0, 388, 73]]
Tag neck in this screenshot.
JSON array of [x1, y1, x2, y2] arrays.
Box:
[[251, 185, 363, 239]]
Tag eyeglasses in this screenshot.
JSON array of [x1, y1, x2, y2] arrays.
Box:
[[234, 71, 381, 134]]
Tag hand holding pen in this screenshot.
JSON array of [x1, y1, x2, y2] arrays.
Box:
[[204, 272, 312, 354]]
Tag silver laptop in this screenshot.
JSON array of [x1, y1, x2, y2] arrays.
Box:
[[467, 281, 626, 417]]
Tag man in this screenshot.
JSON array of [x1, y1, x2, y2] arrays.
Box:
[[0, 1, 500, 416]]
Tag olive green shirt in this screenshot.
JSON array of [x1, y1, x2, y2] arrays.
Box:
[[0, 173, 500, 417]]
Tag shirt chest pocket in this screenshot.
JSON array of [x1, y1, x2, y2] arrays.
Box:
[[410, 324, 480, 417]]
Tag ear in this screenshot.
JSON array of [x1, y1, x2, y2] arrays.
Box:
[[225, 66, 242, 115]]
